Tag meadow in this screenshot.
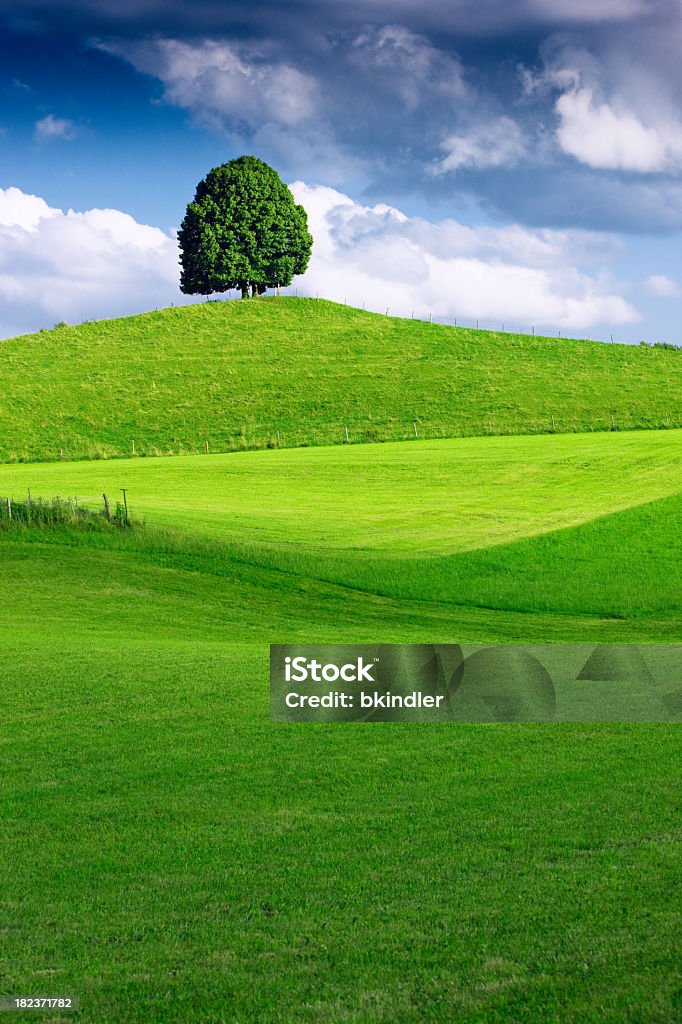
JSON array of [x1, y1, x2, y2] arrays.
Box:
[[0, 298, 680, 462], [0, 302, 680, 1022], [1, 423, 681, 1022]]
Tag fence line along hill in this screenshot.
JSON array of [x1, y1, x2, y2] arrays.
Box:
[[1, 297, 679, 463]]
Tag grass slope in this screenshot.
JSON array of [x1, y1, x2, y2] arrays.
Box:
[[1, 298, 680, 462], [1, 431, 680, 643], [1, 430, 680, 554]]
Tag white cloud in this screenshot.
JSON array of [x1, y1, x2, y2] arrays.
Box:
[[528, 42, 682, 174], [0, 187, 184, 338], [102, 38, 319, 131], [554, 87, 682, 172], [0, 186, 59, 231], [645, 274, 681, 298], [350, 25, 467, 109], [290, 182, 639, 330], [34, 114, 78, 142], [434, 118, 526, 172]]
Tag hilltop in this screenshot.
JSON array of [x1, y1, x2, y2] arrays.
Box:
[[1, 297, 679, 462]]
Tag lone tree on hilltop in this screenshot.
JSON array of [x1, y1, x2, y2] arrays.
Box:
[[178, 156, 313, 299]]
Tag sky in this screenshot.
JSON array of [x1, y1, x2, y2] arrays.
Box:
[[1, 0, 681, 342]]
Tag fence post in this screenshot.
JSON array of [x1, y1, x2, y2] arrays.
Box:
[[205, 440, 209, 454], [103, 493, 111, 520], [345, 426, 349, 443], [413, 422, 418, 438], [6, 497, 11, 521]]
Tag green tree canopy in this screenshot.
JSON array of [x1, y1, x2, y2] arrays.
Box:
[[178, 156, 313, 299]]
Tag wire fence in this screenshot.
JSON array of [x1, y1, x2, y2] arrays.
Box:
[[2, 410, 679, 467], [199, 288, 681, 350]]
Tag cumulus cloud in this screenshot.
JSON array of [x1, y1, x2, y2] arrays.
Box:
[[0, 186, 184, 338], [101, 37, 319, 131], [645, 274, 681, 297], [523, 36, 682, 174], [348, 25, 468, 109], [290, 182, 639, 330], [34, 114, 78, 142], [555, 86, 682, 172], [434, 118, 526, 172]]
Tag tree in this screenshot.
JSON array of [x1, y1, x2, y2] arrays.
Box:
[[178, 156, 313, 299]]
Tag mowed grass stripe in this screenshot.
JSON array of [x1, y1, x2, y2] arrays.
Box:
[[0, 430, 680, 555], [1, 297, 680, 462], [1, 489, 680, 640]]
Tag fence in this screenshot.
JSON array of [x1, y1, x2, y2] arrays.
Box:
[[0, 493, 130, 528], [200, 289, 682, 350]]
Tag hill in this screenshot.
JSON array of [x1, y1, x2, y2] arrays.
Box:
[[1, 297, 680, 462]]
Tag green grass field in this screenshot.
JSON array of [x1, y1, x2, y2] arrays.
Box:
[[0, 298, 680, 462], [1, 300, 680, 1022], [1, 419, 681, 1021]]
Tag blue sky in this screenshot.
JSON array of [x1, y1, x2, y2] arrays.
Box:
[[1, 0, 681, 342]]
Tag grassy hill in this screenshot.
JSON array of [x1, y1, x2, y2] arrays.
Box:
[[1, 297, 680, 462]]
